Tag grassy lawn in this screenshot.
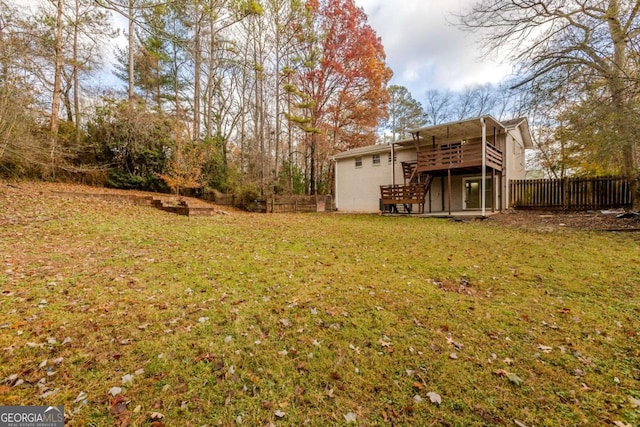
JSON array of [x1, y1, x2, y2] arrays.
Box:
[[1, 185, 639, 426]]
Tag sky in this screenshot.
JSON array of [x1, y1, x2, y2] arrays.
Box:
[[355, 0, 513, 99]]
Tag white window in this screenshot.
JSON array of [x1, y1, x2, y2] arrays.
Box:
[[355, 157, 362, 168], [387, 152, 396, 164], [372, 154, 381, 166]]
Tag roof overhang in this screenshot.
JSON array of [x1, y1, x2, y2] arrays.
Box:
[[515, 119, 533, 149], [400, 115, 505, 146]]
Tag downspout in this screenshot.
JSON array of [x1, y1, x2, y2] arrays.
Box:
[[505, 129, 519, 209], [481, 117, 487, 217], [333, 158, 339, 211], [505, 130, 510, 209], [391, 142, 396, 186]]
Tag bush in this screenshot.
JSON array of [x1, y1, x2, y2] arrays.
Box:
[[235, 185, 261, 211], [107, 169, 170, 193]]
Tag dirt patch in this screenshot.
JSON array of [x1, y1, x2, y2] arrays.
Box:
[[487, 209, 640, 232]]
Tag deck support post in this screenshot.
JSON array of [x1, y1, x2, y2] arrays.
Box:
[[491, 168, 495, 213], [447, 169, 452, 216], [481, 117, 487, 217]]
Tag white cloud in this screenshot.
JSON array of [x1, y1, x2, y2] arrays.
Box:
[[356, 0, 511, 96]]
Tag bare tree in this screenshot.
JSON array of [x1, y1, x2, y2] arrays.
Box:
[[458, 0, 640, 209], [423, 89, 452, 125]]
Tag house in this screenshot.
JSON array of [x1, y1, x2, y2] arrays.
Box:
[[332, 115, 533, 215]]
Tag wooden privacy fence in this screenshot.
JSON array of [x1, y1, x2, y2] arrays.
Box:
[[255, 196, 327, 213], [510, 176, 632, 210]]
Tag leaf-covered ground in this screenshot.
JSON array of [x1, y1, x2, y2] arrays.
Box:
[[1, 182, 639, 426]]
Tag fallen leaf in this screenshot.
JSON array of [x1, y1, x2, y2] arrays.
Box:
[[149, 412, 164, 420], [274, 410, 285, 418], [507, 373, 523, 386], [613, 422, 632, 427], [378, 337, 392, 347], [538, 344, 553, 353], [629, 396, 640, 408], [40, 389, 59, 399], [413, 394, 423, 403], [121, 374, 134, 384], [74, 391, 88, 403], [426, 391, 442, 405], [109, 387, 123, 396], [195, 353, 216, 363], [109, 394, 129, 416], [279, 318, 291, 327], [343, 412, 357, 423]]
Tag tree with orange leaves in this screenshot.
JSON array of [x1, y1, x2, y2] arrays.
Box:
[[287, 0, 392, 195]]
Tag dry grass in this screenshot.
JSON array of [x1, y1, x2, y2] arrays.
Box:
[[1, 182, 639, 426]]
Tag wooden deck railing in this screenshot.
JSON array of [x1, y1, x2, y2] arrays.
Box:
[[510, 176, 631, 210], [416, 142, 503, 172], [380, 181, 431, 214]]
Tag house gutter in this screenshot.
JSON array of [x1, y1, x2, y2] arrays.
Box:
[[481, 117, 487, 217]]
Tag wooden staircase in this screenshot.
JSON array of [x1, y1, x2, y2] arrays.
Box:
[[380, 162, 433, 214]]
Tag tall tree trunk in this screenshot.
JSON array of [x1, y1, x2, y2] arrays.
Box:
[[286, 73, 293, 193], [607, 0, 639, 210], [62, 77, 73, 122], [73, 0, 80, 144], [128, 0, 135, 104], [309, 132, 316, 195], [192, 1, 201, 141], [50, 0, 65, 177], [203, 0, 215, 140], [252, 24, 265, 196], [273, 13, 281, 191]]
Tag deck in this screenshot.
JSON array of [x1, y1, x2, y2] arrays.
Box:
[[416, 142, 503, 173]]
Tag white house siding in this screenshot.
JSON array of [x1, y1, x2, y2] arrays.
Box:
[[506, 127, 527, 180], [335, 150, 392, 212]]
